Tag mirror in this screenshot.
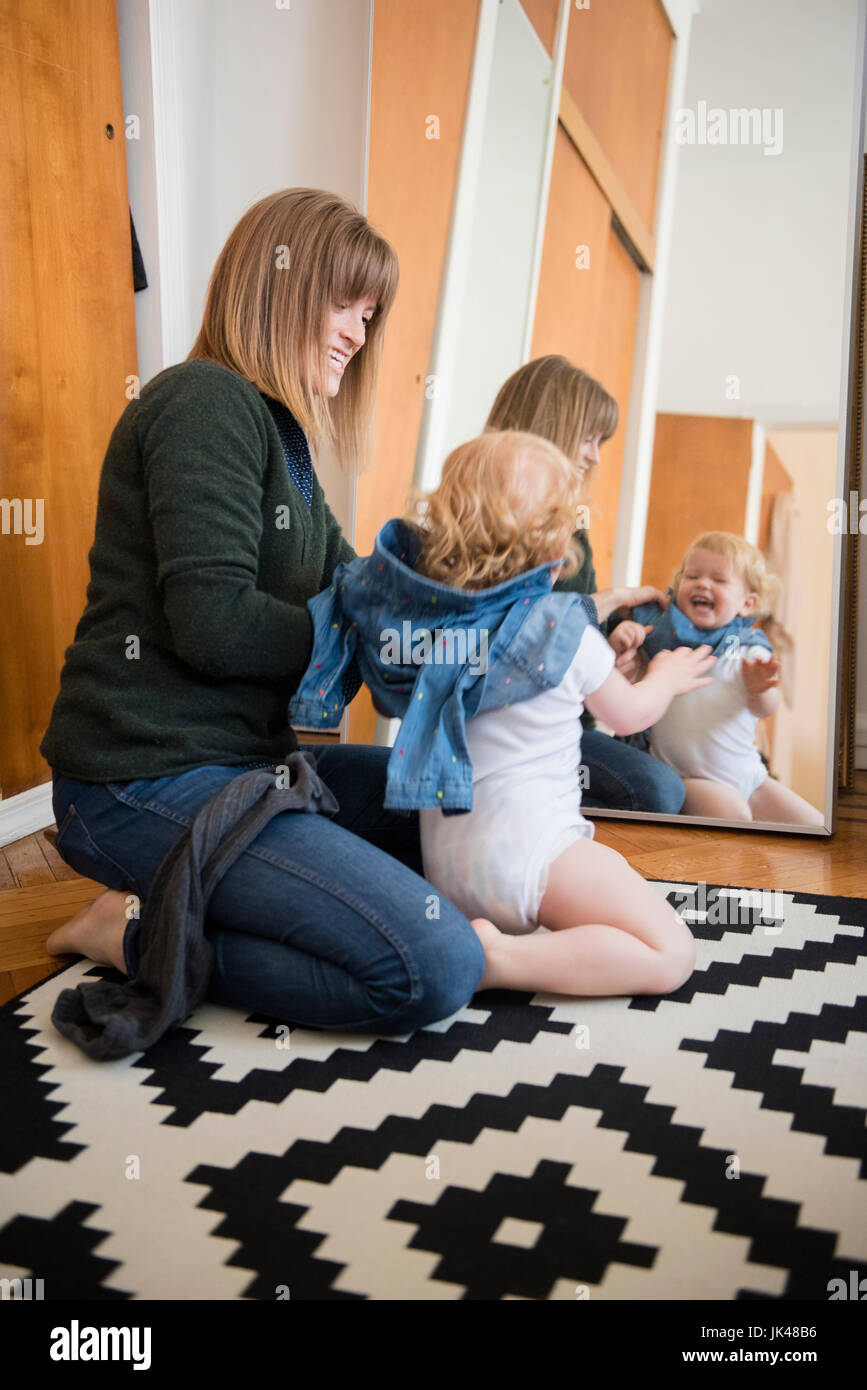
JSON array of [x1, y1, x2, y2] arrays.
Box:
[[392, 0, 866, 835]]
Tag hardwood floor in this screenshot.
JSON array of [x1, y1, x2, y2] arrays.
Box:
[[1, 772, 865, 1009]]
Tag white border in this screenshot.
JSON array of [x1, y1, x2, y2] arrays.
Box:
[[149, 0, 190, 368], [522, 0, 571, 359], [410, 0, 499, 493], [744, 420, 765, 544]]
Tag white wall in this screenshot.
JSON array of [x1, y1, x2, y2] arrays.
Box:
[[657, 0, 860, 426], [117, 0, 372, 531]]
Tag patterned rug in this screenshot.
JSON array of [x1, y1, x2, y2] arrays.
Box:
[[1, 881, 864, 1301]]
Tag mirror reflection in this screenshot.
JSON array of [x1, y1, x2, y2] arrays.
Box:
[[391, 0, 862, 831]]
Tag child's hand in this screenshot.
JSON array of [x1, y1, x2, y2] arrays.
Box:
[[742, 655, 780, 695], [647, 644, 716, 695], [608, 621, 651, 656]]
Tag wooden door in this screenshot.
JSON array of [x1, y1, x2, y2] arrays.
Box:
[[0, 0, 138, 797], [528, 0, 672, 589]]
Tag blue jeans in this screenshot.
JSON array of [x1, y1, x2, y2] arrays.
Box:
[[581, 730, 685, 814], [50, 745, 486, 1035]]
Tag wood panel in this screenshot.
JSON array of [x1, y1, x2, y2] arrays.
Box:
[[0, 0, 138, 796], [589, 225, 642, 587], [531, 126, 613, 373], [642, 415, 754, 590], [348, 0, 481, 744], [756, 441, 794, 767], [530, 128, 641, 588], [520, 0, 559, 56], [562, 0, 673, 233], [758, 440, 794, 551]]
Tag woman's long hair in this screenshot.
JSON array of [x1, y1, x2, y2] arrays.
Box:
[[485, 355, 618, 489], [187, 188, 399, 472]]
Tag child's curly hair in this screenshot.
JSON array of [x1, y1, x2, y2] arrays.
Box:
[[405, 429, 586, 590], [673, 531, 785, 644]]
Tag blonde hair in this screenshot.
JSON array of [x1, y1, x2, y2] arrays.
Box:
[[187, 188, 399, 472], [405, 430, 585, 590], [485, 355, 618, 490], [674, 532, 785, 645]]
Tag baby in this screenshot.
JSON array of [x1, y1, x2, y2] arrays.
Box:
[[405, 431, 719, 999], [607, 532, 823, 826]]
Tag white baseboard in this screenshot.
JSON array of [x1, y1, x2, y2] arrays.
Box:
[[0, 782, 54, 850]]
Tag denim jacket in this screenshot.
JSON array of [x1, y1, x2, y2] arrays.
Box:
[[290, 519, 599, 812]]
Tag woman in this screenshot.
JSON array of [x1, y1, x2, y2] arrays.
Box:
[[485, 355, 686, 814], [40, 188, 485, 1036]]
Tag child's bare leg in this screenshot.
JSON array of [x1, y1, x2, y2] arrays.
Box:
[[45, 889, 130, 974], [748, 777, 825, 827], [472, 838, 695, 997], [681, 778, 751, 819]]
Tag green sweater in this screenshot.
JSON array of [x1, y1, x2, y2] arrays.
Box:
[[553, 528, 597, 599], [40, 360, 355, 781], [553, 528, 600, 731]]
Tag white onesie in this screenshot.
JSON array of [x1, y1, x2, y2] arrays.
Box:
[[419, 624, 616, 934], [647, 642, 772, 802]]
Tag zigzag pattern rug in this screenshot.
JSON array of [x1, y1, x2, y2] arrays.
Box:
[[1, 881, 865, 1301]]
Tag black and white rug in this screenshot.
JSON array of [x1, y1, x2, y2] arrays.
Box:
[[1, 881, 865, 1301]]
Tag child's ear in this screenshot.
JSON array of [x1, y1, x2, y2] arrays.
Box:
[[739, 591, 759, 615]]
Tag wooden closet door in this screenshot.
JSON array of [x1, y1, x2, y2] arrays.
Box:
[[530, 128, 642, 587], [528, 0, 672, 589], [0, 0, 137, 798], [642, 415, 754, 590]]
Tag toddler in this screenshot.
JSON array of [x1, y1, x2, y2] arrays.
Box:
[[608, 533, 823, 826], [403, 432, 718, 998]]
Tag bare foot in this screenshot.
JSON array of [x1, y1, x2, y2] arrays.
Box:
[[470, 917, 509, 990], [45, 889, 131, 974]]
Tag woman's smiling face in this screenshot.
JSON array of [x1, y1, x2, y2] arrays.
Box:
[[676, 547, 757, 628], [323, 297, 378, 396], [576, 433, 601, 482]]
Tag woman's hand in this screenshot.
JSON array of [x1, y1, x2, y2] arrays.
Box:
[[589, 586, 670, 624]]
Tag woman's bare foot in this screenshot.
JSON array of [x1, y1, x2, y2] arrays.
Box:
[[45, 889, 131, 974], [470, 917, 509, 990]]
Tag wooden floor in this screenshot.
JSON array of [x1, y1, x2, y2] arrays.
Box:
[[1, 773, 865, 1009]]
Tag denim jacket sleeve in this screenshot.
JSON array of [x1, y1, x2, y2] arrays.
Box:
[[288, 566, 362, 729]]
